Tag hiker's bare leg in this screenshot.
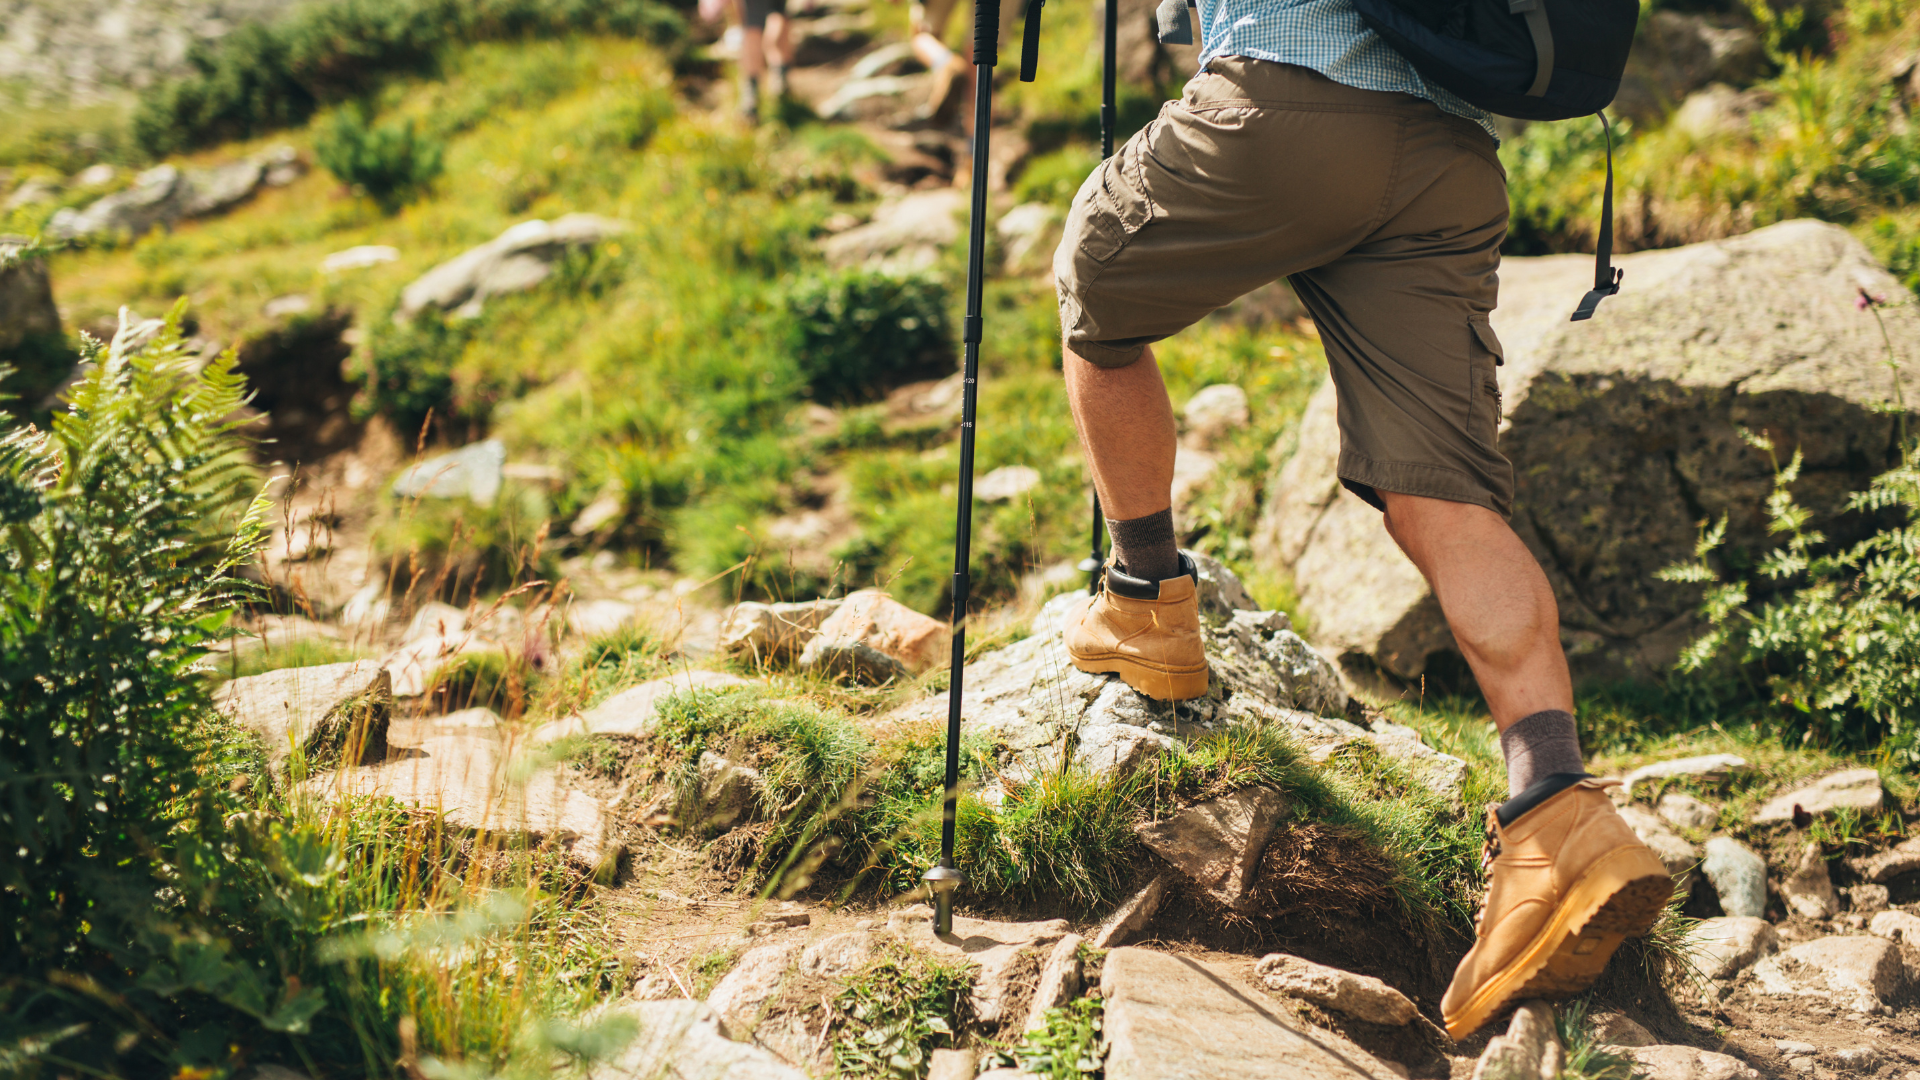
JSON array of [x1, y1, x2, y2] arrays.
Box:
[[1377, 491, 1573, 731], [741, 25, 768, 78], [1063, 344, 1177, 521], [768, 12, 795, 65]]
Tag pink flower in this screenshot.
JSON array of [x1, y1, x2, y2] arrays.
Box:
[[1858, 287, 1888, 310]]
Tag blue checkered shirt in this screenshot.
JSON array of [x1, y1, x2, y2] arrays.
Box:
[[1196, 0, 1500, 140]]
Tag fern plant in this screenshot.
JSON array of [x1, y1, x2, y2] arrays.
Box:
[[0, 304, 290, 1071]]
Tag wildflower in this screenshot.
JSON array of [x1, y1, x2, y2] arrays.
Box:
[[1859, 287, 1889, 310]]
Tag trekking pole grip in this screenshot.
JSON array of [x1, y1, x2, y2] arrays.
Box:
[[974, 0, 1000, 68]]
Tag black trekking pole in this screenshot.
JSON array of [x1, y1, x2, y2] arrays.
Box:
[[1078, 0, 1120, 591], [924, 0, 1045, 938]]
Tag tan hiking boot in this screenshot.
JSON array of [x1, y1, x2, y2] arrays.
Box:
[[1062, 554, 1209, 701], [1442, 776, 1673, 1040]]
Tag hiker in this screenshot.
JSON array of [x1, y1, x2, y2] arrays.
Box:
[[894, 0, 1026, 128], [733, 0, 797, 122], [1050, 0, 1668, 1040]]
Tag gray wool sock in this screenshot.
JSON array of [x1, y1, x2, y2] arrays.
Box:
[[1500, 709, 1584, 797], [1106, 508, 1180, 583]]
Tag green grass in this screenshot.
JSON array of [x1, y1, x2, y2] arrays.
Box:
[[987, 997, 1104, 1080], [829, 944, 974, 1080]]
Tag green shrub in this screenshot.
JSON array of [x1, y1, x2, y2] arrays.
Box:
[[782, 270, 955, 404], [830, 946, 973, 1080], [133, 0, 687, 156], [1013, 145, 1101, 208], [987, 997, 1104, 1079], [314, 106, 447, 212], [355, 310, 469, 434], [1663, 424, 1920, 762]]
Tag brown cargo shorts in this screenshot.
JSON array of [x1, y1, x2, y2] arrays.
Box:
[[1054, 56, 1514, 516]]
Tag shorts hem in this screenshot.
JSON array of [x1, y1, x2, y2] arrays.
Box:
[[1337, 450, 1510, 518]]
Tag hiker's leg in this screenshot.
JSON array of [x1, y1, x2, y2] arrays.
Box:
[[1377, 492, 1572, 729], [768, 11, 794, 65], [740, 26, 767, 78], [1063, 344, 1176, 522]]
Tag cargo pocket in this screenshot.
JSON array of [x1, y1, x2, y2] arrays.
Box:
[[1074, 117, 1161, 264], [1468, 315, 1505, 448]]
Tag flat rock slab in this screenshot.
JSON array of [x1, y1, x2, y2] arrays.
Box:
[[1621, 754, 1749, 798], [1623, 1045, 1761, 1080], [892, 907, 1070, 1025], [1253, 953, 1417, 1026], [585, 999, 807, 1080], [535, 669, 754, 744], [1856, 835, 1920, 883], [1692, 917, 1779, 981], [1753, 768, 1883, 824], [216, 660, 391, 770], [302, 734, 614, 870], [1749, 935, 1906, 1012], [1100, 947, 1400, 1080]]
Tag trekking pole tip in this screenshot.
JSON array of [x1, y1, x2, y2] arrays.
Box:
[[923, 864, 964, 935]]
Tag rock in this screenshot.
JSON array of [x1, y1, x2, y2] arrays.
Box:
[[261, 294, 312, 320], [535, 670, 753, 744], [180, 158, 265, 218], [820, 189, 964, 272], [0, 235, 64, 366], [305, 734, 614, 869], [569, 599, 639, 639], [848, 42, 922, 79], [323, 245, 400, 273], [706, 940, 801, 1032], [1701, 837, 1768, 918], [1072, 720, 1177, 778], [1690, 916, 1779, 981], [381, 608, 497, 699], [1189, 550, 1260, 618], [1656, 792, 1720, 832], [1781, 843, 1837, 920], [1623, 1045, 1762, 1080], [997, 203, 1059, 272], [584, 999, 808, 1080], [4, 176, 60, 211], [1182, 384, 1251, 449], [1749, 935, 1907, 1013], [1589, 1012, 1656, 1048], [718, 599, 841, 661], [1669, 83, 1773, 140], [1169, 445, 1218, 515], [1832, 1047, 1878, 1071], [1620, 754, 1749, 799], [1024, 933, 1085, 1032], [1092, 874, 1166, 949], [216, 661, 394, 772], [1613, 11, 1766, 125], [1358, 720, 1470, 806], [1100, 947, 1401, 1080], [887, 558, 1344, 776], [817, 74, 925, 122], [1868, 910, 1920, 946], [1848, 884, 1890, 913], [800, 589, 949, 680], [893, 913, 1068, 1026], [976, 464, 1043, 503], [387, 706, 504, 747], [1111, 0, 1200, 88], [1855, 836, 1920, 884], [1137, 786, 1287, 909], [927, 1048, 977, 1080], [694, 751, 761, 831], [46, 164, 184, 240], [1754, 769, 1884, 824], [392, 439, 506, 505], [398, 215, 627, 320], [1617, 806, 1697, 889], [1252, 954, 1418, 1026], [1470, 1001, 1562, 1080], [1258, 221, 1920, 685], [794, 930, 874, 980]]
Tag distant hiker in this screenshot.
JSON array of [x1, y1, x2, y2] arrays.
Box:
[[733, 0, 798, 122], [893, 0, 1026, 129], [1051, 0, 1669, 1039]]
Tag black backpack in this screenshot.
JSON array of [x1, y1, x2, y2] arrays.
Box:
[[1351, 0, 1639, 319]]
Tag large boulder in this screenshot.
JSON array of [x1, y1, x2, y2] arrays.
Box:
[[819, 189, 964, 274], [1258, 221, 1920, 686], [44, 149, 297, 241], [216, 661, 393, 772], [1612, 11, 1767, 125], [0, 237, 64, 383], [398, 215, 627, 320]]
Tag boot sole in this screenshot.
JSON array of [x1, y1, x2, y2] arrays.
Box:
[[1067, 649, 1209, 701], [1444, 846, 1671, 1041]]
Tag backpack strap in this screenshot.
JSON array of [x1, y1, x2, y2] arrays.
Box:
[[1570, 111, 1623, 322], [1509, 0, 1554, 98], [1020, 0, 1045, 81]]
